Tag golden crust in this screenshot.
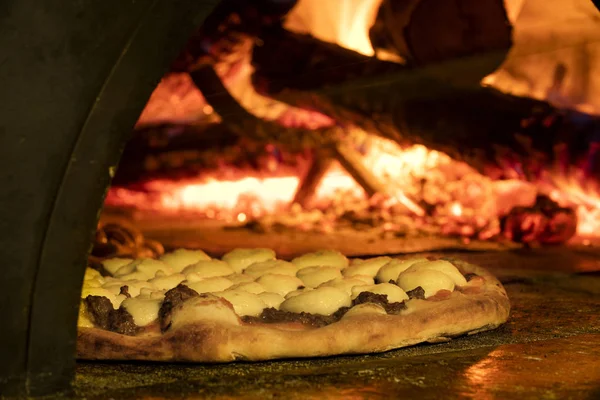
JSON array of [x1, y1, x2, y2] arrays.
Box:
[[77, 259, 510, 362]]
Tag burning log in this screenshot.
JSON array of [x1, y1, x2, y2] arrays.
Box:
[[333, 142, 388, 198], [112, 123, 242, 185], [293, 152, 335, 207], [299, 80, 600, 187], [251, 0, 511, 95], [171, 0, 298, 71], [188, 64, 341, 149], [251, 27, 404, 93], [502, 195, 577, 245], [188, 64, 431, 212], [369, 0, 512, 66], [187, 64, 395, 210]]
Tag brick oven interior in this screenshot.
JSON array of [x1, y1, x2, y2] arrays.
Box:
[[102, 0, 600, 258], [1, 0, 600, 398]]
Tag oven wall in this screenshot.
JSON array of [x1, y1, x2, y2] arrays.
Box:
[[0, 0, 220, 396]]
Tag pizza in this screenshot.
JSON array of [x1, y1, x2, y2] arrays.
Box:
[[77, 248, 510, 361]]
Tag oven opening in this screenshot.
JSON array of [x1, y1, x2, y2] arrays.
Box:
[[98, 0, 600, 261], [2, 0, 600, 397]]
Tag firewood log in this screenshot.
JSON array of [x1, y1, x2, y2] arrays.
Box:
[[369, 0, 512, 67], [188, 64, 343, 149], [112, 123, 243, 185], [302, 77, 600, 185], [251, 27, 404, 94], [251, 0, 511, 95]]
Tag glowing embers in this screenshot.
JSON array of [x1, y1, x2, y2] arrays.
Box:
[[162, 176, 300, 213], [105, 163, 365, 222], [105, 134, 600, 243], [548, 176, 600, 238], [107, 176, 301, 220]]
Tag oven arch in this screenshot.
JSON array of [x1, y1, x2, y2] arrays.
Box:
[[0, 0, 220, 396]]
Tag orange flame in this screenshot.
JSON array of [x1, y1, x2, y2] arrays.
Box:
[[106, 135, 600, 239], [164, 176, 300, 212], [117, 0, 600, 241]]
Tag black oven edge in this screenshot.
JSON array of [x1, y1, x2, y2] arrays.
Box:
[[0, 0, 220, 396]]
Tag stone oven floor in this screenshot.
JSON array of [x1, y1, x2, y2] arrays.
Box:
[[71, 249, 600, 399]]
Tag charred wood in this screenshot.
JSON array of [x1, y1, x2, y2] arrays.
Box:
[[293, 153, 335, 208], [502, 195, 577, 245], [251, 27, 404, 94], [188, 64, 343, 149], [124, 123, 240, 155], [300, 77, 600, 186], [112, 123, 242, 185], [370, 0, 512, 69], [333, 143, 388, 197], [251, 0, 510, 95], [171, 0, 297, 71], [113, 122, 310, 186]]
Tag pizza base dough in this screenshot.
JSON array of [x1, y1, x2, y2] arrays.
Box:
[[77, 260, 509, 362]]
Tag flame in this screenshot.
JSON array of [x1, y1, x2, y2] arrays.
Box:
[[450, 203, 463, 217], [107, 164, 366, 220], [548, 176, 600, 237], [284, 0, 380, 56], [165, 176, 300, 212], [118, 0, 600, 241], [106, 134, 600, 239], [314, 163, 365, 202]]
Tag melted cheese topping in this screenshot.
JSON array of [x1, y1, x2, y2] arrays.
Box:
[[285, 288, 312, 299], [148, 273, 186, 291], [404, 260, 467, 286], [184, 277, 233, 294], [81, 287, 121, 308], [226, 273, 256, 285], [115, 259, 173, 281], [291, 250, 349, 269], [100, 282, 127, 296], [342, 303, 387, 319], [222, 248, 276, 273], [182, 260, 234, 278], [160, 249, 211, 272], [213, 290, 267, 316], [170, 295, 241, 328], [102, 279, 154, 298], [121, 297, 162, 326], [82, 248, 473, 331], [84, 268, 104, 282], [83, 277, 104, 288], [345, 257, 391, 278], [138, 288, 166, 300], [279, 286, 351, 315], [78, 305, 94, 328], [351, 283, 409, 303], [256, 274, 304, 297], [375, 258, 428, 283], [259, 292, 285, 309], [244, 260, 298, 278], [101, 258, 133, 276], [397, 269, 455, 298], [297, 266, 343, 288], [229, 281, 265, 294], [352, 275, 375, 285], [318, 277, 372, 296]]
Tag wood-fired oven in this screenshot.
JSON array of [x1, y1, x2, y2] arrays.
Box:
[[1, 0, 599, 397]]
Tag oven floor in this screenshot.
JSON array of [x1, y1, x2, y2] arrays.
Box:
[[71, 250, 600, 399]]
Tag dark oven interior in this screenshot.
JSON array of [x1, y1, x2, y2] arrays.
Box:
[[1, 0, 600, 397]]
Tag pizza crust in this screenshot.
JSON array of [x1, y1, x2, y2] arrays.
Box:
[[77, 260, 510, 362]]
